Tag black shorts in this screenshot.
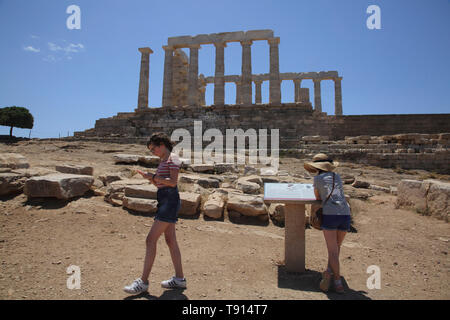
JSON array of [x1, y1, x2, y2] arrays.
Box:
[[155, 186, 181, 224]]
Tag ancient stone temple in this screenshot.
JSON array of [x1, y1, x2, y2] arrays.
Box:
[[74, 29, 450, 172]]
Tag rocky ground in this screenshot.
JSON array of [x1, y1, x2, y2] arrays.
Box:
[[0, 140, 449, 300]]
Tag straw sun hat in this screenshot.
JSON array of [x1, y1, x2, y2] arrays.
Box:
[[304, 153, 339, 173]]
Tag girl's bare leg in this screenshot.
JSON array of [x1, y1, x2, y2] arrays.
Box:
[[140, 220, 171, 283], [164, 223, 184, 279]]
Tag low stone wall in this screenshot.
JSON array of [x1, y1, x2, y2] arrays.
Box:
[[288, 133, 450, 173]]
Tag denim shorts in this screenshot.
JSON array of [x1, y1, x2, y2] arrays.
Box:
[[155, 186, 181, 224], [321, 215, 351, 231]]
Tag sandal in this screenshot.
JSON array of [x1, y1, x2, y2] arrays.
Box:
[[334, 278, 345, 294], [319, 271, 332, 292]]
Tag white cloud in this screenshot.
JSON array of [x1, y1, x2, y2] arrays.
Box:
[[48, 41, 85, 54], [64, 43, 84, 53], [24, 46, 40, 53], [30, 35, 40, 39], [48, 42, 63, 52]]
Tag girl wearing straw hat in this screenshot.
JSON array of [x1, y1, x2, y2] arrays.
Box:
[[304, 153, 351, 294]]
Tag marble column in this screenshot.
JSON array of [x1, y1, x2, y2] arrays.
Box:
[[137, 47, 153, 110], [235, 80, 241, 104], [187, 44, 201, 106], [268, 37, 281, 105], [162, 45, 174, 107], [240, 40, 253, 105], [199, 85, 206, 106], [334, 77, 343, 115], [313, 79, 322, 112], [254, 80, 263, 104], [214, 42, 227, 105], [293, 79, 301, 103]]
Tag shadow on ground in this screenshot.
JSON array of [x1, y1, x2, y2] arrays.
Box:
[[124, 288, 188, 300], [277, 266, 371, 300]]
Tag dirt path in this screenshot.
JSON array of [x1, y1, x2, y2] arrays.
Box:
[[0, 140, 449, 300]]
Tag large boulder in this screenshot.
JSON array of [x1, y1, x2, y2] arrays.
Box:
[[268, 203, 285, 227], [124, 184, 158, 199], [226, 193, 267, 217], [122, 196, 158, 213], [202, 191, 226, 219], [55, 164, 94, 176], [424, 180, 449, 221], [179, 192, 201, 216], [190, 164, 214, 173], [0, 153, 29, 169], [104, 179, 148, 206], [197, 177, 220, 189], [113, 154, 140, 164], [0, 172, 27, 196], [235, 175, 263, 194], [24, 173, 94, 200], [396, 179, 449, 222], [235, 179, 260, 194], [396, 179, 427, 212]]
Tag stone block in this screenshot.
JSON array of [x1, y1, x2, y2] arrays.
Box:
[[425, 179, 449, 221], [0, 172, 27, 196], [0, 153, 29, 169], [244, 29, 274, 40], [55, 164, 94, 176], [203, 191, 226, 219], [24, 173, 94, 200], [124, 184, 158, 199], [122, 196, 158, 213], [227, 193, 267, 217], [396, 179, 427, 212], [179, 192, 201, 216]]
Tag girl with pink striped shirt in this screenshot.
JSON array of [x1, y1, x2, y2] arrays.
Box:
[[124, 132, 186, 294]]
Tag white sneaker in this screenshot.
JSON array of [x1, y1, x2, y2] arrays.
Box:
[[161, 276, 186, 289], [123, 278, 149, 294]]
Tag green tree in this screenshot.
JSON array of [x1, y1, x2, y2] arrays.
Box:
[[0, 106, 34, 137]]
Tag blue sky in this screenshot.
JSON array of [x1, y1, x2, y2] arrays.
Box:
[[0, 0, 449, 138]]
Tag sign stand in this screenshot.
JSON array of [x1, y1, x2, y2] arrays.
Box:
[[264, 183, 321, 273]]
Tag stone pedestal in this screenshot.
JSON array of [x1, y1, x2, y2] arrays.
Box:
[[240, 40, 253, 105], [214, 42, 226, 105], [264, 198, 320, 273], [284, 204, 306, 273], [268, 37, 281, 105], [162, 46, 174, 107], [137, 47, 153, 110]]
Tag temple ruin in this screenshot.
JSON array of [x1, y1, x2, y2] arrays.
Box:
[[74, 29, 450, 173], [135, 29, 343, 114]]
